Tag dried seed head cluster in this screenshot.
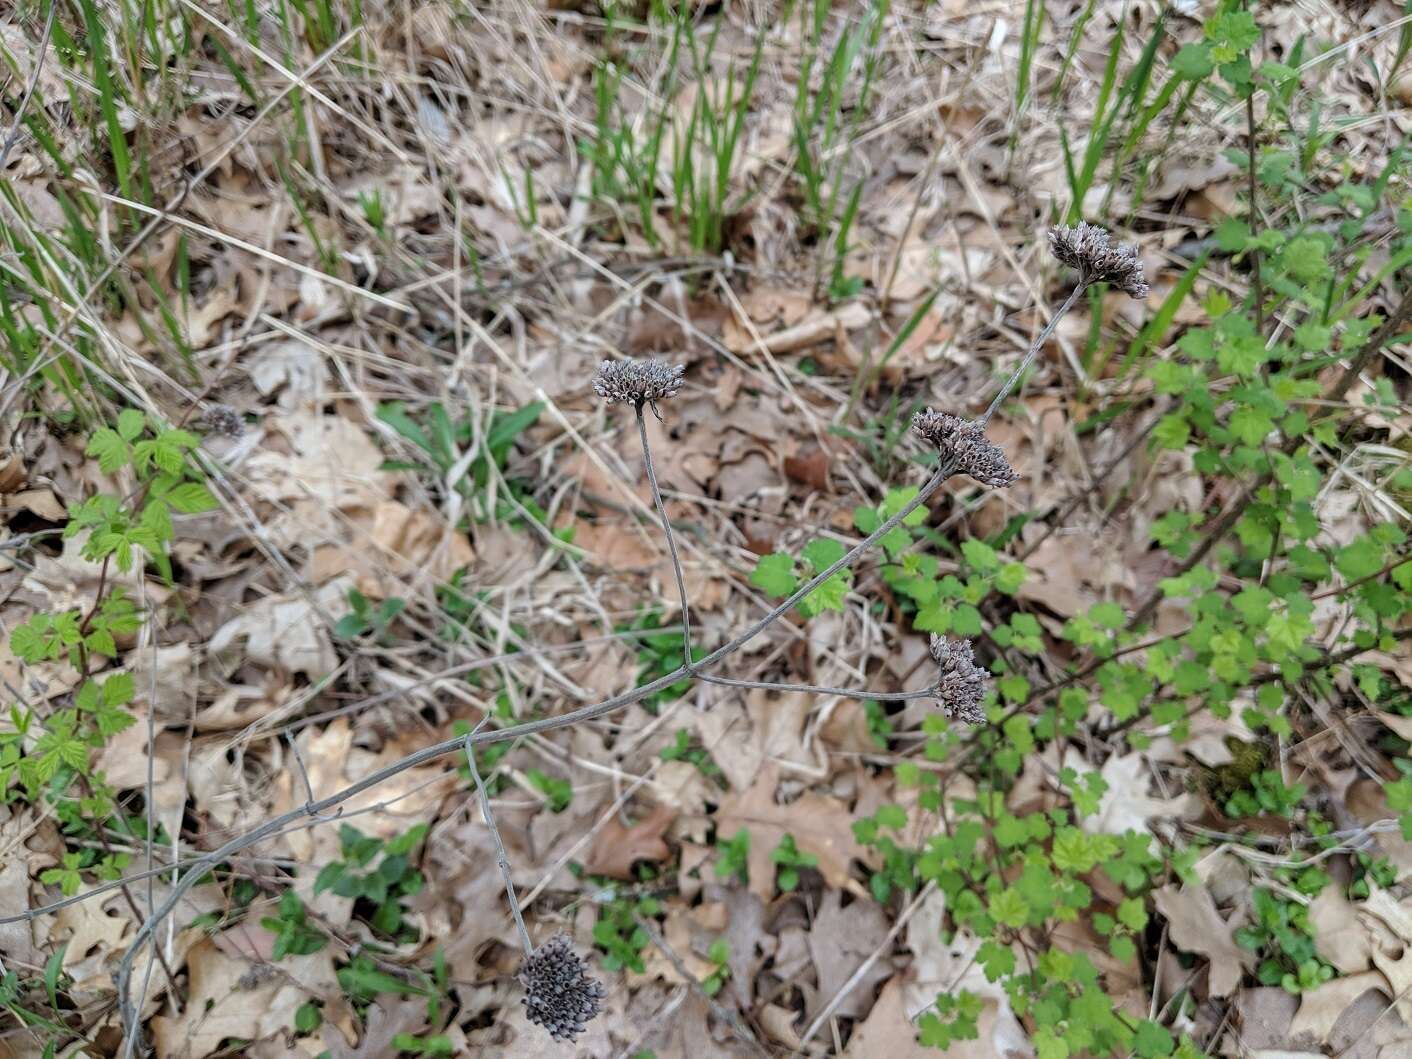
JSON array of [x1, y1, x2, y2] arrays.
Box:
[[518, 934, 607, 1043], [201, 403, 246, 439], [929, 634, 989, 725], [911, 410, 1017, 488], [593, 358, 685, 416], [1047, 222, 1150, 300]]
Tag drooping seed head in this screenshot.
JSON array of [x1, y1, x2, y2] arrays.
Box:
[[1047, 222, 1150, 299], [592, 358, 685, 417], [518, 934, 608, 1043], [929, 634, 989, 725], [911, 410, 1017, 488]]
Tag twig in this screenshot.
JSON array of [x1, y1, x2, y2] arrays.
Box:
[[115, 410, 955, 1054], [697, 673, 935, 700], [465, 719, 533, 956], [639, 385, 941, 702], [981, 281, 1087, 426], [105, 236, 1108, 1051], [638, 406, 694, 670]]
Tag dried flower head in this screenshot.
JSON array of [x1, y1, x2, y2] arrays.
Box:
[[592, 358, 685, 418], [929, 635, 989, 725], [1047, 222, 1150, 299], [518, 934, 608, 1043], [201, 403, 245, 439], [911, 410, 1017, 488]]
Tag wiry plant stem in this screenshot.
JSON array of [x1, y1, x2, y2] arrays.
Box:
[[638, 406, 694, 670], [697, 673, 937, 700], [981, 281, 1086, 426], [641, 405, 937, 700], [465, 720, 533, 957], [112, 464, 953, 1052]]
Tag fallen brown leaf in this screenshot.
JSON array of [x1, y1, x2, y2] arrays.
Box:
[[805, 889, 891, 1021], [1153, 883, 1254, 997], [712, 763, 867, 903], [149, 939, 329, 1058], [584, 804, 677, 879]]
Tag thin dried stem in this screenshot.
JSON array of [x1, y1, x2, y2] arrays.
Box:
[[465, 719, 533, 956], [638, 406, 694, 669], [697, 673, 936, 701], [696, 464, 953, 672], [981, 281, 1086, 426]]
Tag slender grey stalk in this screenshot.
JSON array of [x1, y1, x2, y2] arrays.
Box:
[[465, 720, 533, 956], [115, 665, 691, 1053], [641, 400, 938, 700], [112, 467, 948, 1050], [638, 407, 694, 670], [697, 673, 936, 700], [980, 282, 1087, 426]]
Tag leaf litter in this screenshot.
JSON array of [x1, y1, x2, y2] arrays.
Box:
[[0, 0, 1409, 1056]]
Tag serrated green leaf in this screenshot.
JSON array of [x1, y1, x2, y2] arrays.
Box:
[[103, 672, 135, 706], [750, 553, 797, 597], [86, 429, 129, 473], [800, 537, 846, 573], [116, 409, 145, 441], [166, 481, 218, 514]]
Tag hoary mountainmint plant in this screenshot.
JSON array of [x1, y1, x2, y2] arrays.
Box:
[[12, 164, 1408, 1058], [450, 219, 1146, 1044], [12, 221, 1156, 1054]]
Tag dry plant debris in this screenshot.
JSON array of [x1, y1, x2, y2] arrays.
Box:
[[0, 1, 1409, 1057]]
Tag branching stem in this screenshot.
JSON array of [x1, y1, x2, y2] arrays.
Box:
[[465, 720, 533, 957], [981, 281, 1087, 426]]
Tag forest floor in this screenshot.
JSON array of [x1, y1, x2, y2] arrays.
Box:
[[1, 0, 1411, 1057]]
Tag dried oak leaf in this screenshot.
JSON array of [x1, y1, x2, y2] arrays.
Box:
[[583, 804, 676, 879], [1153, 883, 1254, 997], [712, 763, 867, 903], [150, 939, 330, 1058]]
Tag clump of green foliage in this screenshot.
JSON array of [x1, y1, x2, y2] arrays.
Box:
[[745, 4, 1412, 1054], [7, 411, 218, 899]]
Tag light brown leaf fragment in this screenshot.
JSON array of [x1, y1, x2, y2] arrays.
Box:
[[805, 889, 892, 1021], [583, 804, 676, 879], [149, 939, 328, 1059], [209, 585, 341, 678], [1153, 883, 1254, 997], [1291, 971, 1391, 1044], [712, 764, 867, 902], [844, 978, 938, 1058], [1309, 887, 1375, 973]]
